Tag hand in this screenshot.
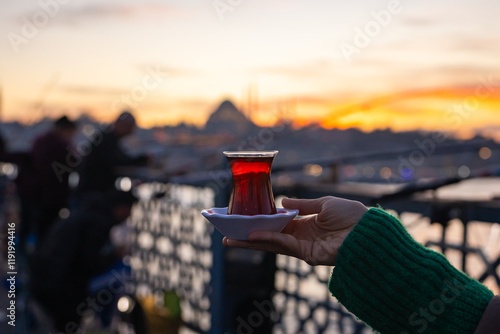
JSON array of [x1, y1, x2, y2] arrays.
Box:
[[223, 196, 368, 266]]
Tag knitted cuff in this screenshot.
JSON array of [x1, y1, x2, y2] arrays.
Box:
[[329, 208, 493, 334]]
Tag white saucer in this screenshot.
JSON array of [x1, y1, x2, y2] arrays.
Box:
[[201, 207, 299, 240]]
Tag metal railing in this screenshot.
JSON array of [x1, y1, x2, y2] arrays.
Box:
[[128, 181, 377, 333], [127, 166, 500, 333]]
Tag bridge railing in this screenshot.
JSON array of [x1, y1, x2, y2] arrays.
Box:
[[128, 173, 500, 333], [128, 181, 375, 333]]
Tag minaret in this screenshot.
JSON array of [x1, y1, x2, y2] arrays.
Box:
[[253, 82, 258, 118], [247, 84, 252, 120], [246, 82, 258, 121]]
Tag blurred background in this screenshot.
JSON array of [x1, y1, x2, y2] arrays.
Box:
[[1, 0, 500, 333]]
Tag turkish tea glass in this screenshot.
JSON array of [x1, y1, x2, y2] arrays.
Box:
[[223, 151, 278, 215]]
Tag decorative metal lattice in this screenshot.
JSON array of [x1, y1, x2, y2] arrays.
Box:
[[272, 255, 373, 334], [128, 182, 371, 333], [128, 183, 215, 332]]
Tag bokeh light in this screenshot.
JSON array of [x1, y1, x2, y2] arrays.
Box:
[[380, 167, 392, 180], [458, 165, 471, 178], [304, 164, 323, 177], [479, 147, 492, 160]]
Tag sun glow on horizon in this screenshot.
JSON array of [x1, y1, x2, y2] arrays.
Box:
[[3, 84, 500, 142], [315, 86, 500, 137]]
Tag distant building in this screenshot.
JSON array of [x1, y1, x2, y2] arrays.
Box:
[[204, 100, 257, 135]]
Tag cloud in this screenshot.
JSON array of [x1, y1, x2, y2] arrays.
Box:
[[137, 64, 202, 77], [319, 84, 500, 127], [60, 85, 128, 96], [251, 59, 333, 78], [174, 98, 214, 108], [448, 37, 500, 53], [402, 16, 435, 27], [20, 2, 190, 26]]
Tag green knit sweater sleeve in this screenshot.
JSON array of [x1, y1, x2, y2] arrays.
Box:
[[329, 208, 493, 334]]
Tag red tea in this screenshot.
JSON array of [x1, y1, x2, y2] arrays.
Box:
[[226, 155, 277, 215]]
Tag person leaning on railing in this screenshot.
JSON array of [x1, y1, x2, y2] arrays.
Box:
[[224, 196, 499, 334]]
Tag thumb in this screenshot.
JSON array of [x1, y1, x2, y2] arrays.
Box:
[[282, 197, 327, 215]]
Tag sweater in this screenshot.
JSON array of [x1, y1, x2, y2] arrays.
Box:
[[329, 208, 495, 334]]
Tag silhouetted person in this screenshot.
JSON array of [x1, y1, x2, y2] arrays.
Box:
[[0, 132, 36, 255], [30, 116, 77, 241], [30, 190, 137, 332], [0, 131, 10, 258], [0, 131, 5, 157], [0, 116, 77, 253], [76, 111, 149, 196]]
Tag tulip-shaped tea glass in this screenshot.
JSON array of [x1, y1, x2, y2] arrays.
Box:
[[223, 151, 278, 215]]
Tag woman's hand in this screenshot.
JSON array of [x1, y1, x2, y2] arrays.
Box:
[[223, 196, 368, 266]]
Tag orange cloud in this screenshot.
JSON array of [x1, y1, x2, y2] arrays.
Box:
[[318, 85, 500, 135]]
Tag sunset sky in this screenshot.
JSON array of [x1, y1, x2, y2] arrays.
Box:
[[1, 0, 500, 137]]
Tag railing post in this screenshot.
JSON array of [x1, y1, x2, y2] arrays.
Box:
[[208, 183, 230, 334], [329, 163, 340, 183]]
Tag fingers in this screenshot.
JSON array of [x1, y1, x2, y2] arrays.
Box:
[[280, 215, 316, 234], [223, 237, 257, 249], [223, 231, 300, 259], [223, 237, 281, 253], [282, 197, 331, 216]]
